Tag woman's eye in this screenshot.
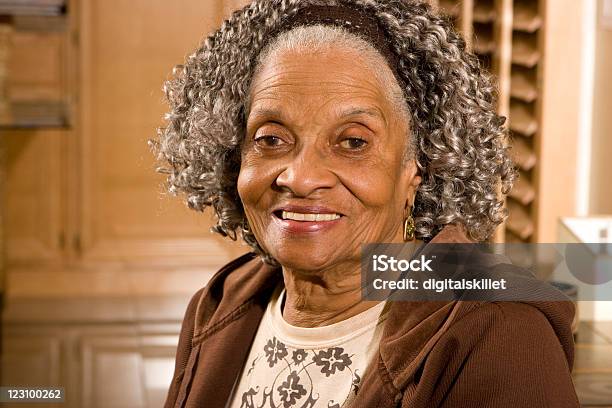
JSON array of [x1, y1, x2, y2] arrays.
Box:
[[339, 137, 368, 149], [254, 135, 285, 147]]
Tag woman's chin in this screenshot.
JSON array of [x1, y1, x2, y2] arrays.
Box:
[[270, 246, 344, 272]]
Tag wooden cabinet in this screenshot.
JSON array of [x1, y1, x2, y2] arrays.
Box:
[[1, 297, 185, 408], [4, 0, 246, 270], [75, 0, 244, 268], [3, 11, 73, 266], [80, 331, 179, 408], [2, 4, 242, 405], [2, 326, 180, 408], [5, 129, 67, 264]]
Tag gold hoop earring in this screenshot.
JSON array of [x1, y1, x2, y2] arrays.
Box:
[[403, 202, 415, 242]]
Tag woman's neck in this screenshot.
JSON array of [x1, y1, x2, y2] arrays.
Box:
[[280, 239, 423, 328], [281, 264, 380, 328]]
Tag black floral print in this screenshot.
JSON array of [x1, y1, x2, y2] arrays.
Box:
[[312, 347, 352, 377], [264, 337, 288, 368], [351, 371, 361, 395], [240, 338, 361, 408], [292, 349, 308, 365], [277, 371, 307, 407], [240, 387, 259, 408]]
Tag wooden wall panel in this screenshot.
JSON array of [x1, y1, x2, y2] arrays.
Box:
[[1, 336, 62, 387], [4, 24, 69, 265], [535, 0, 583, 242], [7, 31, 64, 101], [2, 321, 181, 408], [78, 0, 246, 266], [81, 336, 146, 408], [589, 0, 612, 214], [5, 129, 65, 264]]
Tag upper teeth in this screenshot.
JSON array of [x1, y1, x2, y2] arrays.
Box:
[[281, 211, 341, 221]]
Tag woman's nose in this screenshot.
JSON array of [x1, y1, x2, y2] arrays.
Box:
[[275, 145, 336, 197]]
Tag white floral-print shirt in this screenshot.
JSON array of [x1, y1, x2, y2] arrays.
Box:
[[227, 283, 388, 408]]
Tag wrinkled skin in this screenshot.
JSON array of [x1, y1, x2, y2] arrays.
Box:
[[238, 46, 421, 327]]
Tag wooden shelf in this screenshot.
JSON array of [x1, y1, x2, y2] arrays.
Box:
[[0, 6, 72, 129], [11, 15, 67, 32], [508, 173, 536, 205], [509, 101, 538, 136], [473, 0, 495, 24], [510, 136, 536, 171], [506, 199, 534, 240], [0, 1, 65, 17], [511, 67, 538, 102], [513, 0, 542, 32], [512, 32, 540, 67], [474, 24, 495, 55], [0, 100, 69, 128]]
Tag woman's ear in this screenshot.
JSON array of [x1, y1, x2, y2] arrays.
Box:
[[402, 159, 422, 200]]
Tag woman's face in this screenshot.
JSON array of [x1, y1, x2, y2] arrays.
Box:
[[238, 45, 421, 272]]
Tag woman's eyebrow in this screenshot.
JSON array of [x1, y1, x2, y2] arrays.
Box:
[[338, 107, 387, 126], [249, 107, 282, 118], [246, 107, 286, 126]]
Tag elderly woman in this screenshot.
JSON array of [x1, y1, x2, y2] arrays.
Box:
[[153, 1, 579, 407]]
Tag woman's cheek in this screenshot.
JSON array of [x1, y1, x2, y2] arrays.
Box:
[[237, 165, 257, 207], [237, 159, 279, 220], [341, 167, 397, 208], [237, 166, 272, 252], [237, 153, 270, 204]]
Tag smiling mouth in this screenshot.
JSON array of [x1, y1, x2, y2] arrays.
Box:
[[274, 210, 342, 222]]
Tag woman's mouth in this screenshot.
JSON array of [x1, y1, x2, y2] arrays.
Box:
[[272, 208, 344, 234], [279, 211, 342, 221]]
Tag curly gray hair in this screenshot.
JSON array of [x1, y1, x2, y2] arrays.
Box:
[[151, 0, 516, 264]]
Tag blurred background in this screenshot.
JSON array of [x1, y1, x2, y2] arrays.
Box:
[[0, 0, 610, 407]]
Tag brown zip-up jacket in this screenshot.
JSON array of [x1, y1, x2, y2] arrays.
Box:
[[164, 225, 580, 408]]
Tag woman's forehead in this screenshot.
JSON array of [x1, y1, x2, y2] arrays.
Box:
[[248, 47, 395, 114]]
